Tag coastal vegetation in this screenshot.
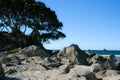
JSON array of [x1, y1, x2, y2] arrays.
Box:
[[7, 48, 19, 54], [0, 0, 66, 51]]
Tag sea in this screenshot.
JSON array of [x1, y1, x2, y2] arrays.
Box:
[[87, 50, 120, 62]]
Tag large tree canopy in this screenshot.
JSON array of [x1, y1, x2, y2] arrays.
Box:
[[0, 0, 66, 50]]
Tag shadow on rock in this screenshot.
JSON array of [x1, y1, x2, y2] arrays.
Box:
[[5, 77, 20, 80]]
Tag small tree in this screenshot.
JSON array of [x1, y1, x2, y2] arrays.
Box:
[[0, 0, 66, 49]]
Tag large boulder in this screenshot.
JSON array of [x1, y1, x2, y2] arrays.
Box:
[[68, 65, 97, 80], [89, 55, 120, 72], [19, 45, 49, 58], [88, 55, 109, 64], [57, 44, 89, 65], [91, 63, 103, 72], [95, 70, 120, 80], [88, 55, 112, 72], [0, 64, 5, 80], [103, 75, 120, 80]]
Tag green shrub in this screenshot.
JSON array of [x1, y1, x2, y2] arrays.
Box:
[[7, 48, 19, 54]]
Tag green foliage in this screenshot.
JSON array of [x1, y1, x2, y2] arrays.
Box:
[[0, 0, 66, 49], [7, 48, 19, 54]]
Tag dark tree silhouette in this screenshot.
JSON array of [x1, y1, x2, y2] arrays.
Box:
[[0, 0, 66, 49]]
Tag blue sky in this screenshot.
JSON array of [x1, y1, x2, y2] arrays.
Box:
[[38, 0, 120, 50]]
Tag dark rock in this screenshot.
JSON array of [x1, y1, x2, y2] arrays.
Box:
[[97, 78, 103, 80], [6, 69, 17, 75], [117, 63, 120, 70], [0, 64, 5, 80], [6, 63, 16, 66], [5, 77, 20, 80], [108, 55, 117, 69]]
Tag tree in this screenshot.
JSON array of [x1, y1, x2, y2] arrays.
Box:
[[0, 0, 66, 49]]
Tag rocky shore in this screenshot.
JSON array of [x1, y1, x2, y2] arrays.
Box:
[[0, 44, 120, 80]]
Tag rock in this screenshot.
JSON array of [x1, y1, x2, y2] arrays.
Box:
[[103, 75, 120, 80], [89, 55, 118, 70], [59, 63, 74, 74], [57, 44, 89, 65], [6, 63, 16, 66], [67, 76, 87, 80], [25, 64, 46, 72], [91, 63, 102, 72], [95, 70, 107, 79], [117, 62, 120, 70], [43, 65, 90, 80], [0, 64, 5, 80], [0, 57, 12, 64], [40, 57, 62, 70], [108, 55, 117, 69], [20, 45, 49, 58], [0, 54, 22, 66], [105, 70, 120, 76], [91, 60, 113, 72], [95, 70, 120, 80], [88, 55, 113, 71], [2, 44, 120, 80], [88, 56, 108, 64], [68, 65, 97, 80], [52, 50, 60, 54], [6, 68, 17, 75]]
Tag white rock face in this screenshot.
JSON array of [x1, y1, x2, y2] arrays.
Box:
[[57, 44, 89, 65], [68, 65, 97, 80], [103, 76, 120, 80], [96, 70, 120, 80]]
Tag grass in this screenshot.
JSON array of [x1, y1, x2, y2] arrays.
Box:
[[7, 48, 19, 54]]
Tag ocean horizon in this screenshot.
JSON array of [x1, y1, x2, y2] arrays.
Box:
[[88, 50, 120, 55]]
